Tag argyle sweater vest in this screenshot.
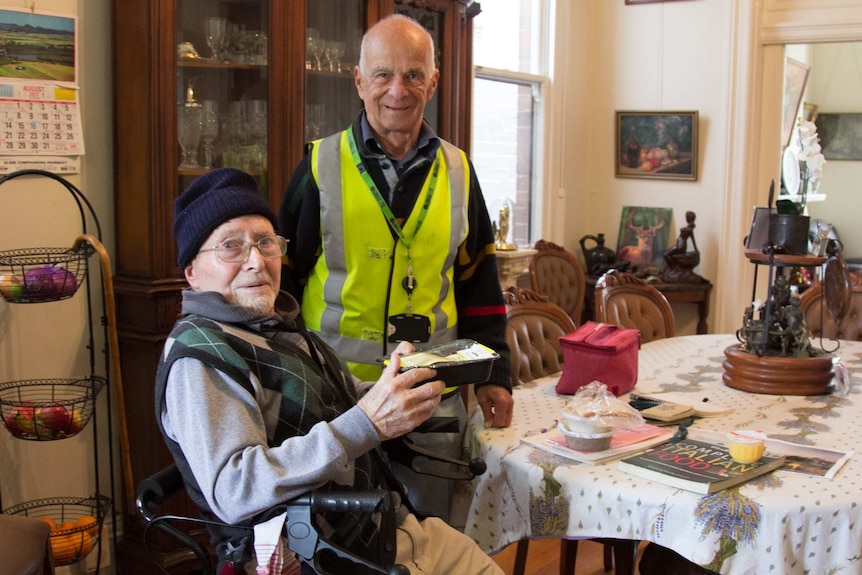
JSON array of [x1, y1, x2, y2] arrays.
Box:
[[154, 315, 387, 566]]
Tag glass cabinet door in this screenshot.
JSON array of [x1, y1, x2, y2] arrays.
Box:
[[395, 2, 442, 133], [176, 0, 270, 192], [305, 0, 366, 141]]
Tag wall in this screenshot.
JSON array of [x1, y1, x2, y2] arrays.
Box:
[[551, 0, 733, 335], [0, 0, 114, 572]]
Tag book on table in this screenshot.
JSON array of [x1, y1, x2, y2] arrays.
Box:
[[521, 423, 675, 466], [616, 436, 785, 494]]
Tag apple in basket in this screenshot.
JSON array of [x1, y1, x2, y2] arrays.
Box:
[[23, 266, 77, 301], [66, 409, 84, 435], [4, 402, 36, 437], [36, 402, 73, 434], [0, 274, 24, 302]]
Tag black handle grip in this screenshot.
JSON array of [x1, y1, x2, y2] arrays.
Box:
[[310, 490, 389, 514], [136, 464, 185, 521]]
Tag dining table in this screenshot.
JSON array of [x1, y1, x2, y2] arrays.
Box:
[[454, 334, 862, 574]]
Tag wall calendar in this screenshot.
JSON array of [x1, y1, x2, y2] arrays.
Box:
[[0, 8, 81, 174], [0, 85, 84, 156]]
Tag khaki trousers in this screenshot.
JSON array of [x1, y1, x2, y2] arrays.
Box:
[[395, 513, 504, 575]]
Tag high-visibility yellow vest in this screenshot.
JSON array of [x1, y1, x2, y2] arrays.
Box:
[[303, 129, 469, 382]]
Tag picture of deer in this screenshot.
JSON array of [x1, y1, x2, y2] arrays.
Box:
[[616, 207, 671, 270]]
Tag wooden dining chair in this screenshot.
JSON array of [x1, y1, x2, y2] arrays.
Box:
[[502, 285, 639, 575], [529, 239, 587, 328], [504, 284, 576, 386], [594, 270, 676, 343], [800, 270, 862, 341]]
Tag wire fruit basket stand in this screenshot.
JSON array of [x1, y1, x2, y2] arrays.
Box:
[[0, 170, 130, 568]]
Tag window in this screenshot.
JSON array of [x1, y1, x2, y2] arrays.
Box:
[[472, 0, 549, 248]]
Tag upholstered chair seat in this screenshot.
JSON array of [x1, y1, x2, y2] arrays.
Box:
[[503, 285, 576, 385], [801, 270, 862, 341], [529, 239, 586, 327], [594, 270, 675, 343]]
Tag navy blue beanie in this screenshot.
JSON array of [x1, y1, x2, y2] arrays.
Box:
[[173, 168, 278, 268]]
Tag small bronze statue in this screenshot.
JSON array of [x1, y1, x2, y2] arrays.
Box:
[[494, 203, 518, 251], [662, 211, 707, 284]]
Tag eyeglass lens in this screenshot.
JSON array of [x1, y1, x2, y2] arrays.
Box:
[[217, 236, 287, 262]]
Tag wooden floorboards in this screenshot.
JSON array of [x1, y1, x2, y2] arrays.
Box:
[[491, 538, 648, 575]]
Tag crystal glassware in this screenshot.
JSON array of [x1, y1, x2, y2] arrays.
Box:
[[178, 102, 203, 170], [205, 16, 227, 62], [309, 37, 325, 71], [200, 100, 219, 168], [328, 40, 345, 73], [305, 28, 319, 70]]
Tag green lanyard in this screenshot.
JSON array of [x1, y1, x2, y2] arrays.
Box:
[[346, 129, 440, 309]]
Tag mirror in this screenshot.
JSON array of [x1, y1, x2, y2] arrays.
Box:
[[782, 42, 862, 264]]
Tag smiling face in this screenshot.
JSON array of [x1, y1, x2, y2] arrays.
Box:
[[354, 17, 439, 158], [184, 215, 281, 315]]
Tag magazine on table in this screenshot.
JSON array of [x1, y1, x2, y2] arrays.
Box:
[[521, 423, 675, 466], [616, 436, 786, 494], [694, 429, 853, 479]]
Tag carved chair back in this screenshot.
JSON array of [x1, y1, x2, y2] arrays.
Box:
[[594, 270, 675, 343], [529, 239, 586, 327], [503, 285, 576, 386], [800, 270, 862, 341]]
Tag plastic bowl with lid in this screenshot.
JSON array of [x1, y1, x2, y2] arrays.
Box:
[[727, 429, 767, 463], [558, 422, 615, 452]]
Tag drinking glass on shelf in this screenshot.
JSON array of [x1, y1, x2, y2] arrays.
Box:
[[328, 40, 346, 73], [305, 28, 319, 70], [205, 17, 227, 62], [200, 100, 219, 169], [178, 103, 203, 170], [309, 37, 325, 71]]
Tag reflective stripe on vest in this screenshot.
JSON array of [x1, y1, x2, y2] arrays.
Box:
[[305, 129, 468, 381]]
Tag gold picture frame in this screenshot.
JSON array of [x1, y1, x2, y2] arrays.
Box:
[[615, 111, 699, 181]]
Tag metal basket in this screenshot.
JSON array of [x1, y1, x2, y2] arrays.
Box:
[[3, 495, 112, 566], [0, 244, 93, 303], [0, 377, 105, 440]]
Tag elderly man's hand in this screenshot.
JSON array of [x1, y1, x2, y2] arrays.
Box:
[[476, 384, 514, 428], [357, 346, 444, 441]]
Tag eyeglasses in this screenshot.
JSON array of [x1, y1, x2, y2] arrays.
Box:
[[198, 235, 288, 263]]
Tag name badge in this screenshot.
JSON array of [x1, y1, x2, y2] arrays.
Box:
[[388, 313, 431, 343]]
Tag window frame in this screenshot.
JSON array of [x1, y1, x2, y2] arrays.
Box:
[[472, 65, 548, 247]]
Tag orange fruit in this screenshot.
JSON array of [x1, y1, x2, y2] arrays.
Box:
[[51, 530, 95, 565], [50, 533, 76, 565], [58, 520, 76, 532], [73, 531, 96, 558], [75, 515, 99, 536], [39, 516, 59, 531]]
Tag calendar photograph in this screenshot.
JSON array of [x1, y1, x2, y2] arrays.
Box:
[[0, 8, 76, 85]]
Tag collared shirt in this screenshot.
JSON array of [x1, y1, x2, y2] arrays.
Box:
[[359, 112, 440, 204]]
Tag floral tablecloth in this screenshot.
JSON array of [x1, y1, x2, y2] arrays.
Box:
[[456, 334, 862, 574]]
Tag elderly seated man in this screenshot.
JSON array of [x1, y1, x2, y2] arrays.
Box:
[[156, 167, 503, 575]]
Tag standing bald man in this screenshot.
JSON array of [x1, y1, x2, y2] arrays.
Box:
[[279, 14, 513, 521]]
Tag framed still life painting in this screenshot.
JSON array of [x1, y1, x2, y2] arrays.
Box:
[[615, 111, 698, 180], [814, 113, 862, 160], [616, 206, 674, 271]]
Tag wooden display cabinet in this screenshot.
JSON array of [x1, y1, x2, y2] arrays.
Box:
[[112, 0, 479, 571]]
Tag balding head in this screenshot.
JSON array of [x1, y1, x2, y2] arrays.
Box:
[[359, 14, 436, 76]]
